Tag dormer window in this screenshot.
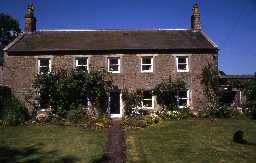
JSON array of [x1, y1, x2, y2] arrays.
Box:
[[75, 57, 88, 71], [176, 56, 189, 72], [108, 57, 120, 73], [141, 56, 153, 72], [38, 58, 51, 74]]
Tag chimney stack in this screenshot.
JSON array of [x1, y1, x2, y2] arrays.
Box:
[[191, 2, 201, 32], [24, 4, 36, 32]]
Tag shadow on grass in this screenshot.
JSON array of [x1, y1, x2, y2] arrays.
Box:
[[0, 143, 79, 163], [91, 153, 111, 163]]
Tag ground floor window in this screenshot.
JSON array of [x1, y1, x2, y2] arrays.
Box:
[[177, 90, 190, 108], [142, 91, 154, 109]]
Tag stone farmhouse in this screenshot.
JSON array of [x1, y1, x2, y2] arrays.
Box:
[[2, 3, 218, 117]]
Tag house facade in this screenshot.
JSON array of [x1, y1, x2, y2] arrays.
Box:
[[3, 3, 218, 117]]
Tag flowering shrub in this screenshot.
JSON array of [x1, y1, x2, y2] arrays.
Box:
[[166, 110, 182, 120]]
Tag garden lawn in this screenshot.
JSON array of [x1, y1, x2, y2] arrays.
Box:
[[0, 124, 106, 163], [127, 119, 256, 163]]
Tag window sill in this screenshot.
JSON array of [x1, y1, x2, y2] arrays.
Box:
[[108, 71, 121, 74], [177, 70, 189, 73], [141, 70, 154, 73]]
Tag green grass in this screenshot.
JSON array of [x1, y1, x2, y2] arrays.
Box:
[[0, 124, 106, 163], [127, 119, 256, 163]]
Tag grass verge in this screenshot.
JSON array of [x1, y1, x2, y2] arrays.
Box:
[[127, 119, 256, 163], [0, 124, 106, 163]]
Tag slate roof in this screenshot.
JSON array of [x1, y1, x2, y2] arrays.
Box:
[[4, 29, 218, 53]]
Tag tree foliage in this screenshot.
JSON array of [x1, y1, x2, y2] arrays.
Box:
[[33, 69, 113, 117], [0, 13, 20, 46], [245, 78, 256, 119]]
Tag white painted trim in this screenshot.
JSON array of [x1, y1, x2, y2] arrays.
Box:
[[176, 56, 189, 72], [108, 57, 120, 73], [136, 54, 159, 57], [141, 56, 154, 73], [37, 57, 52, 74]]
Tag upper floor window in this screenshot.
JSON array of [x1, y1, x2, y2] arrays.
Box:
[[38, 58, 51, 74], [177, 90, 190, 108], [75, 57, 88, 71], [108, 57, 120, 73], [176, 56, 189, 72], [142, 91, 154, 109], [141, 56, 153, 72]]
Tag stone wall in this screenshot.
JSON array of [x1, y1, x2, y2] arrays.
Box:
[[3, 52, 217, 113]]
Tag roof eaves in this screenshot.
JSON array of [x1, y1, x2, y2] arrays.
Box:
[[200, 31, 219, 50], [3, 33, 25, 52]]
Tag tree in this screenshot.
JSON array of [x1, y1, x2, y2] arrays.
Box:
[[0, 13, 20, 45], [0, 13, 21, 64]]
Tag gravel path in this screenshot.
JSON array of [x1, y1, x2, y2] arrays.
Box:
[[104, 118, 126, 163]]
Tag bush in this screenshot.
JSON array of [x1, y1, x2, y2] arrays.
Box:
[[121, 89, 143, 116], [0, 86, 28, 126], [244, 79, 256, 119], [161, 107, 193, 120], [121, 116, 149, 128], [198, 106, 245, 119]]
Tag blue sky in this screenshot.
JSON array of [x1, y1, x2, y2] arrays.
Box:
[[1, 0, 255, 75]]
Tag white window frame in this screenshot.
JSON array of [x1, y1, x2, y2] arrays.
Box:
[[38, 58, 51, 74], [177, 90, 190, 108], [75, 57, 89, 71], [108, 57, 120, 73], [141, 91, 154, 110], [141, 56, 154, 73], [176, 56, 189, 72]]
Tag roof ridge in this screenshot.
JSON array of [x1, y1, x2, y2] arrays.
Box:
[[38, 28, 190, 32]]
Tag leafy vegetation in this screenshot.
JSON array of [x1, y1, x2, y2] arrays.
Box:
[[127, 119, 256, 163], [0, 86, 28, 126], [153, 77, 186, 110], [33, 69, 113, 117], [245, 78, 256, 119], [201, 63, 222, 117], [0, 13, 21, 64], [122, 89, 143, 116]]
